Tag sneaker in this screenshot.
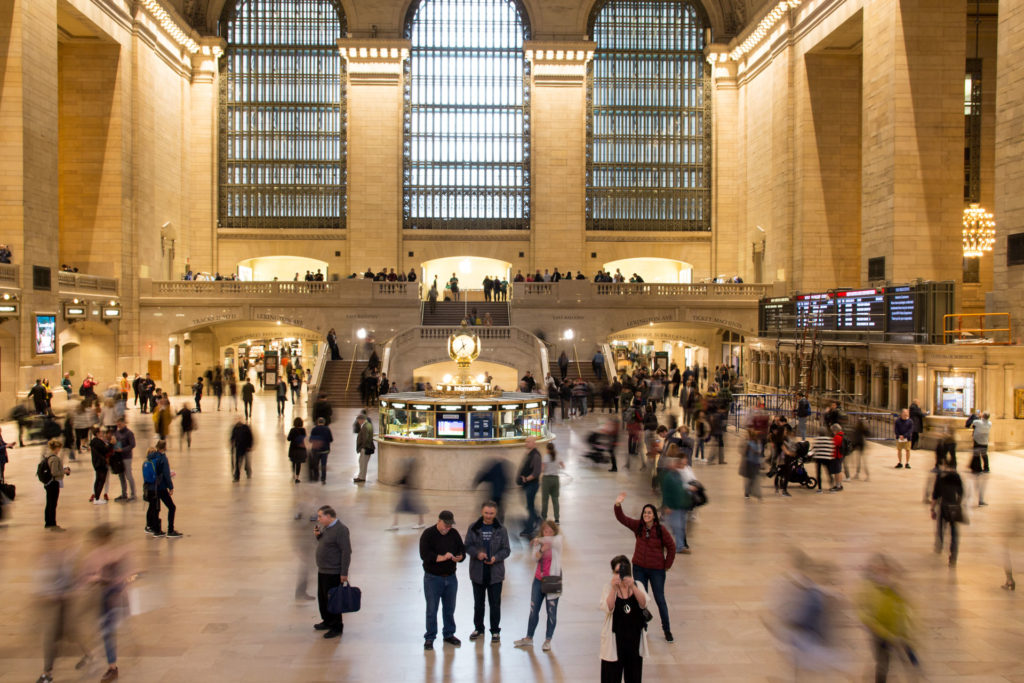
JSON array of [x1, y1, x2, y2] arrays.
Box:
[[103, 494, 109, 501], [424, 640, 433, 650], [678, 546, 691, 554], [387, 525, 400, 531], [314, 621, 331, 630], [665, 631, 674, 642], [166, 530, 183, 538], [470, 630, 484, 641], [152, 532, 166, 538], [323, 628, 343, 639], [114, 495, 127, 502], [35, 675, 53, 683], [542, 639, 551, 651], [491, 633, 501, 644], [93, 498, 107, 505], [514, 637, 533, 648], [895, 463, 903, 469], [89, 494, 96, 502], [782, 492, 792, 497], [443, 636, 461, 647], [412, 524, 427, 529], [145, 526, 153, 535], [100, 667, 119, 682], [75, 654, 92, 670], [353, 478, 365, 483], [905, 464, 911, 469]]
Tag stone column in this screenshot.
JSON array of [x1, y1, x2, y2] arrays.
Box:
[[861, 0, 965, 284], [188, 38, 224, 276], [0, 0, 61, 393], [525, 42, 593, 274], [992, 0, 1024, 342], [338, 40, 409, 271], [708, 47, 742, 280]]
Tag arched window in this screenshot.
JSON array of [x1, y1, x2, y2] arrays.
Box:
[[403, 0, 531, 230], [587, 0, 710, 231], [219, 0, 346, 229]]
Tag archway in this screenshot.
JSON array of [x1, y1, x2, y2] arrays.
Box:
[[59, 322, 116, 388], [236, 255, 329, 282], [602, 257, 693, 283], [421, 256, 512, 300]]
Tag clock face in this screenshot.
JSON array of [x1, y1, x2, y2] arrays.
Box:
[[453, 334, 475, 356]]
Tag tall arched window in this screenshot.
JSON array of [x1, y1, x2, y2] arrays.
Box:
[[219, 0, 346, 229], [587, 0, 710, 231], [403, 0, 531, 230]]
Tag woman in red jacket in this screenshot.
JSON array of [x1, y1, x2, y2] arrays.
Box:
[[614, 492, 676, 642]]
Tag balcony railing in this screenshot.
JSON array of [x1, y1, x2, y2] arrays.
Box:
[[57, 271, 118, 294], [147, 279, 419, 300], [0, 264, 17, 286], [512, 281, 770, 302]]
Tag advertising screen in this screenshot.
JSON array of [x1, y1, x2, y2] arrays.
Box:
[[35, 315, 56, 354], [437, 413, 466, 438]]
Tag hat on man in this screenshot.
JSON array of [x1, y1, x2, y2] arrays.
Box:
[[438, 510, 455, 525]]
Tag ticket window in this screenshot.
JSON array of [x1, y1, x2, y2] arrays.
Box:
[[935, 373, 975, 416]]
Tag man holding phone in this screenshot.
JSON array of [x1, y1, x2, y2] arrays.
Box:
[[419, 510, 465, 649], [464, 501, 511, 643]]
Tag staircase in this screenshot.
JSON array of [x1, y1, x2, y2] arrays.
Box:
[[316, 360, 371, 408], [421, 301, 510, 326], [548, 358, 605, 386]]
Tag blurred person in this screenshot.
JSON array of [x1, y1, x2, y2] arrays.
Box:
[[829, 423, 846, 492], [420, 510, 465, 649], [73, 401, 95, 453], [313, 505, 351, 640], [112, 418, 136, 501], [152, 398, 172, 440], [613, 492, 675, 641], [276, 378, 288, 417], [229, 417, 254, 482], [35, 532, 91, 683], [773, 426, 796, 496], [661, 455, 696, 553], [599, 555, 649, 683], [516, 436, 542, 537], [191, 376, 203, 412], [908, 399, 926, 449], [79, 523, 134, 682], [740, 429, 764, 500], [474, 458, 510, 522], [970, 411, 992, 490], [176, 402, 195, 450], [353, 413, 374, 483], [0, 427, 11, 481], [857, 554, 920, 682], [796, 392, 812, 439], [514, 520, 563, 651], [933, 426, 956, 471], [213, 373, 224, 410], [1002, 507, 1021, 591], [465, 501, 511, 643], [310, 417, 334, 485], [809, 427, 835, 494], [89, 426, 112, 504], [850, 418, 870, 481], [287, 417, 307, 483], [894, 409, 913, 468], [540, 443, 565, 523], [931, 456, 964, 567], [389, 458, 426, 530], [40, 439, 70, 530]]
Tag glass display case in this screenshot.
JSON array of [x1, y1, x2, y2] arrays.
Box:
[[380, 393, 548, 444]]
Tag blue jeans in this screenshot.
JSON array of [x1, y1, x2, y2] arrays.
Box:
[[526, 577, 558, 640], [797, 417, 808, 439], [100, 587, 121, 665], [423, 573, 458, 641], [632, 565, 670, 632], [694, 438, 706, 461], [666, 508, 688, 550], [523, 480, 540, 534]]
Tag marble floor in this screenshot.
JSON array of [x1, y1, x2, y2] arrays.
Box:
[[1, 394, 1023, 682]]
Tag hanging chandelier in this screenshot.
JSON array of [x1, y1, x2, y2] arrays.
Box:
[[962, 203, 995, 258]]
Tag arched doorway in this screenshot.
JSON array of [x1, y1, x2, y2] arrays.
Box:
[[236, 255, 329, 282], [602, 257, 693, 283], [59, 322, 116, 387], [421, 256, 512, 300]]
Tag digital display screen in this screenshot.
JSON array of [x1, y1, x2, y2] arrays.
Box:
[[885, 286, 917, 334], [437, 413, 465, 438], [35, 315, 56, 354], [469, 412, 494, 439], [760, 297, 794, 334], [795, 293, 835, 329], [836, 289, 884, 329]]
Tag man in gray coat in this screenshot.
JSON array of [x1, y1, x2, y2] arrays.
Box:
[[464, 501, 511, 643], [313, 505, 351, 639], [353, 414, 374, 483]]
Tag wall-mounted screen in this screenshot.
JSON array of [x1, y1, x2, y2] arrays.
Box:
[[35, 314, 56, 354], [437, 413, 466, 438]]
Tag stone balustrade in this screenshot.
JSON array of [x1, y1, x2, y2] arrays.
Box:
[[0, 264, 17, 286], [513, 280, 770, 302], [57, 271, 118, 294], [145, 279, 419, 300]]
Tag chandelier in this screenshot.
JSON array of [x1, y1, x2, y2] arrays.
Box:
[[962, 203, 995, 258]]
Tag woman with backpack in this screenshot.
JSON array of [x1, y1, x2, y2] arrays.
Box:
[[286, 417, 307, 484], [613, 492, 675, 642], [39, 438, 69, 529]]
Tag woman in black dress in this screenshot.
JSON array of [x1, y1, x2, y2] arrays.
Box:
[[286, 418, 307, 484], [600, 555, 649, 683]]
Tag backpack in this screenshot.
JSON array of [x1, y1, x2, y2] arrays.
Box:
[[37, 458, 54, 485], [840, 436, 853, 457], [142, 458, 157, 485]]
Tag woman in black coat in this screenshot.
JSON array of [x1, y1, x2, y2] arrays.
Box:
[[286, 418, 307, 484]]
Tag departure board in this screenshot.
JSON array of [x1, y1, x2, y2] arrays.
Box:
[[835, 289, 885, 329], [885, 286, 918, 334], [795, 293, 835, 329], [759, 296, 795, 334]]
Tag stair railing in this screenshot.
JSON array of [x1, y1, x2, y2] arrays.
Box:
[[308, 341, 330, 410]]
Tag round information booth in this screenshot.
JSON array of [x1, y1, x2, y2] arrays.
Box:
[[377, 392, 551, 491], [375, 324, 550, 490]]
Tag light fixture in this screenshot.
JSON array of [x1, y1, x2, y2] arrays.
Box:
[[563, 329, 574, 340], [962, 203, 995, 258], [356, 328, 367, 340]]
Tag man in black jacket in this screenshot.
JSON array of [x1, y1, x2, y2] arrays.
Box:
[[229, 418, 254, 481], [420, 510, 465, 649], [517, 437, 542, 537], [464, 502, 511, 643], [313, 505, 351, 639]]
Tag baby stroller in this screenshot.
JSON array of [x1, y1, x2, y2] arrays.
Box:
[[582, 430, 615, 465], [786, 441, 818, 489]]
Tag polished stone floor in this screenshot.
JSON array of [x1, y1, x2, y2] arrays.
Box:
[[1, 394, 1023, 682]]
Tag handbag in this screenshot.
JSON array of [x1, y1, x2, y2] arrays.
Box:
[[327, 581, 362, 614], [942, 503, 966, 525], [540, 574, 562, 594], [0, 480, 16, 502]]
